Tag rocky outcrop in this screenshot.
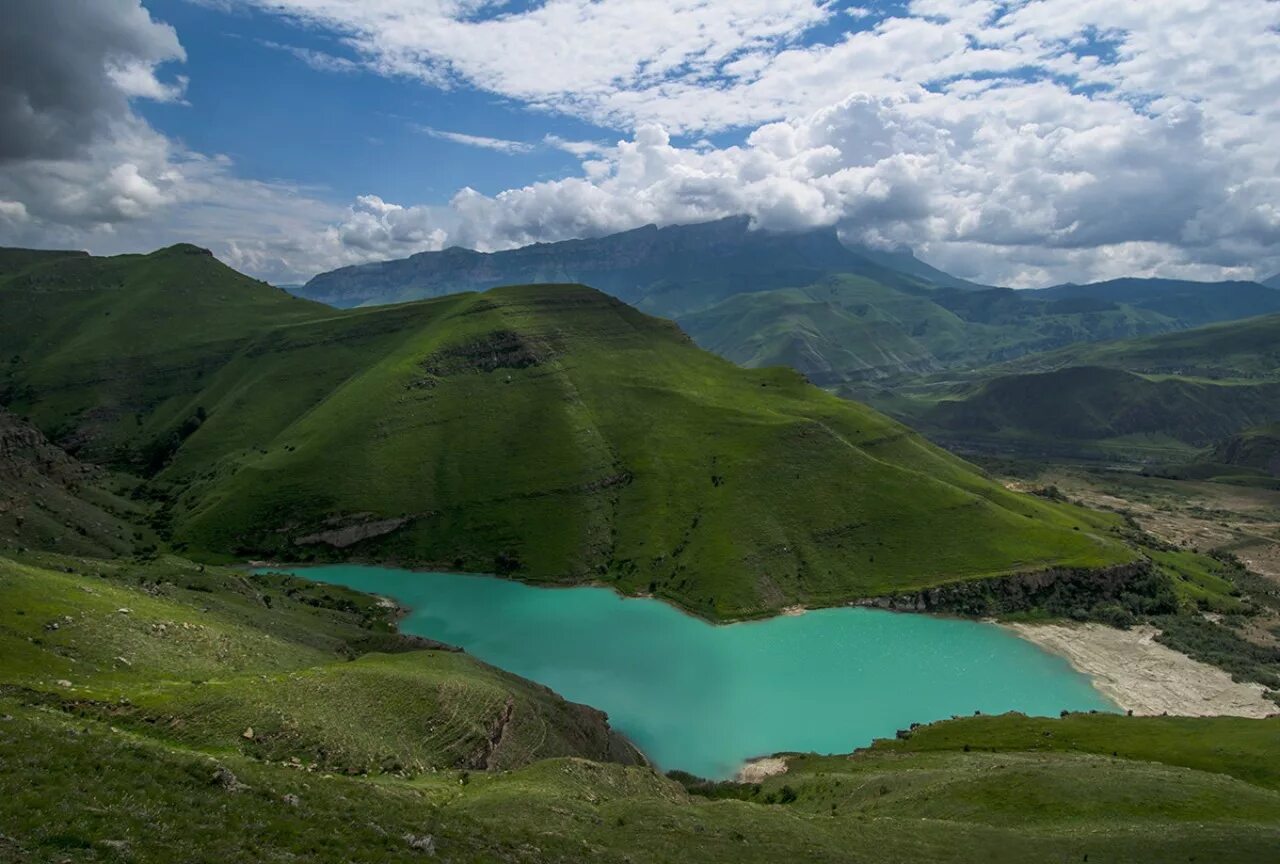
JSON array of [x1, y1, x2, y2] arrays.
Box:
[[858, 561, 1165, 617], [295, 516, 411, 549]]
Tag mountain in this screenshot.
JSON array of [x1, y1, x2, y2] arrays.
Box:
[[1036, 277, 1280, 328], [1262, 273, 1280, 290], [886, 313, 1280, 459], [681, 276, 1186, 385], [296, 216, 949, 317], [0, 245, 1131, 618]]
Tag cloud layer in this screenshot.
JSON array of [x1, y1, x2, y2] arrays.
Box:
[[1, 0, 1278, 287]]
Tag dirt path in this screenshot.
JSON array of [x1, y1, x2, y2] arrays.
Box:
[[1007, 622, 1276, 718]]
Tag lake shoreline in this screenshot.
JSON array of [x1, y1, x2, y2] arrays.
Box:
[[1005, 621, 1277, 718]]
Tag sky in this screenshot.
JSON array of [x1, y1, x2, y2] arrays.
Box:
[[1, 0, 1278, 288]]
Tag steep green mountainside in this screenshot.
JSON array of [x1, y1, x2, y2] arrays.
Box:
[[0, 247, 87, 277], [0, 408, 149, 557], [682, 271, 1280, 387], [2, 553, 1278, 864], [0, 243, 329, 465], [0, 246, 1132, 618], [297, 216, 940, 317], [865, 314, 1280, 460]]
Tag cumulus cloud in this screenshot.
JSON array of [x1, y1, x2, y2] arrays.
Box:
[[0, 0, 186, 162]]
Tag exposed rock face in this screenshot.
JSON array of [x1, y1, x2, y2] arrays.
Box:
[[0, 407, 136, 555], [295, 516, 411, 549], [858, 561, 1160, 616]]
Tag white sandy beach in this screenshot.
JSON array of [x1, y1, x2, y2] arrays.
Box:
[[1007, 621, 1276, 718]]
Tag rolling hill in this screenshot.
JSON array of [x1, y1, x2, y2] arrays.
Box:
[[875, 314, 1280, 460], [297, 219, 1280, 388], [0, 245, 1133, 618]]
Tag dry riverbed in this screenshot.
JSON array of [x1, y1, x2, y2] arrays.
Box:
[[1007, 621, 1276, 718]]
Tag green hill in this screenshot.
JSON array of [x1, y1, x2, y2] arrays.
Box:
[[680, 275, 1186, 385], [1211, 423, 1280, 477], [0, 245, 1133, 618], [875, 314, 1280, 460], [0, 552, 644, 771]]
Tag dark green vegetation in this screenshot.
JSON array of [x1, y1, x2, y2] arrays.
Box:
[[0, 408, 149, 557], [862, 313, 1280, 463], [684, 273, 1280, 387], [3, 554, 1279, 863], [0, 244, 1134, 619], [301, 218, 1280, 392]]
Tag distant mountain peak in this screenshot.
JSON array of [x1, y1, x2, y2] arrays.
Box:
[[296, 216, 973, 315]]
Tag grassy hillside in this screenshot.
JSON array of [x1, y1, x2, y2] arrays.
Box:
[[681, 273, 1278, 387], [0, 244, 330, 465], [869, 314, 1280, 460], [0, 247, 1135, 618], [0, 552, 643, 771], [2, 553, 1278, 863]]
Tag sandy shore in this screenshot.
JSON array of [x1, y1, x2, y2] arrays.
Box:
[[736, 756, 789, 783], [1007, 621, 1276, 718]]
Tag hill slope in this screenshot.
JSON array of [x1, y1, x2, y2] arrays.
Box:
[[0, 247, 1131, 618], [0, 408, 148, 556], [680, 276, 1196, 384], [878, 314, 1280, 459]]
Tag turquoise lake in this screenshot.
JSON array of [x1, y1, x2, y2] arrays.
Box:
[[279, 565, 1114, 779]]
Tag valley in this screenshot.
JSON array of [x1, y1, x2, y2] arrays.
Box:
[[1, 237, 1278, 863]]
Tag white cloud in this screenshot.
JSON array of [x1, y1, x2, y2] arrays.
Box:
[[3, 0, 1278, 288], [257, 40, 364, 74], [416, 126, 536, 154]]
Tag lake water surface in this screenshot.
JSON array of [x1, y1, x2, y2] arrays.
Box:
[[278, 565, 1113, 778]]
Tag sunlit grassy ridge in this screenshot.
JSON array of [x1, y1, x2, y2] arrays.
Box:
[[1, 248, 1134, 618]]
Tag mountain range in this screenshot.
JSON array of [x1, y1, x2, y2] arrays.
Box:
[[298, 219, 1280, 391]]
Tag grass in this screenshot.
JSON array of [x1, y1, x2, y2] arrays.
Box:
[[0, 553, 643, 774], [5, 694, 1278, 863], [1, 248, 1135, 619]]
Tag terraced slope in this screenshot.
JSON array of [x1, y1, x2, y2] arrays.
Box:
[[0, 247, 1133, 617]]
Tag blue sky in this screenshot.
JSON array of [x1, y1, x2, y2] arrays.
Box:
[[1, 1, 1277, 287], [139, 0, 616, 204]]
